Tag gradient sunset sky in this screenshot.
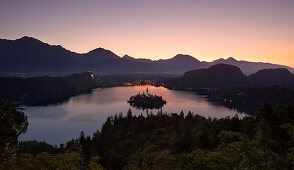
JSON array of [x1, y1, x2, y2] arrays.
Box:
[[1, 0, 293, 67]]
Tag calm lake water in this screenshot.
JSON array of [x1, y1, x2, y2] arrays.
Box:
[[19, 85, 244, 145]]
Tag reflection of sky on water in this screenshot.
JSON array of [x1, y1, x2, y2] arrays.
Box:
[[22, 106, 69, 119], [68, 113, 96, 122], [19, 85, 244, 145]]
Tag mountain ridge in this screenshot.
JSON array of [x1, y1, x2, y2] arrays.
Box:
[[0, 36, 293, 75], [166, 64, 294, 89]]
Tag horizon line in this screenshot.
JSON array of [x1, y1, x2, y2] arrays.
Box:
[[1, 35, 294, 69]]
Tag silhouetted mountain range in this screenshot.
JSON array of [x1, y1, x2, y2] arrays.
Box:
[[1, 36, 293, 75], [166, 64, 294, 89], [210, 57, 294, 75]]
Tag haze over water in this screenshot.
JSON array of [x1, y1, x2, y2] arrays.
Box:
[[19, 85, 243, 145]]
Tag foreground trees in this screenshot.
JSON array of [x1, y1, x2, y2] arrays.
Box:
[[1, 152, 84, 170], [1, 101, 294, 169], [0, 100, 28, 160], [84, 104, 294, 169]]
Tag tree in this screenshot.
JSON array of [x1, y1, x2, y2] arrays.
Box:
[[0, 100, 28, 162], [79, 131, 86, 145]]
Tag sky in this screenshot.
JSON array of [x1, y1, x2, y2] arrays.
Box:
[[0, 0, 293, 67]]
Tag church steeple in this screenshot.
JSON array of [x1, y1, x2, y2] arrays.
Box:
[[146, 87, 149, 97]]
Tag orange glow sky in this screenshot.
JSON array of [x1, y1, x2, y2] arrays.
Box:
[[0, 0, 293, 67]]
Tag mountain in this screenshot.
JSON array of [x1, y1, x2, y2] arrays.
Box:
[[211, 57, 294, 75], [167, 64, 249, 88], [84, 48, 121, 61], [166, 64, 294, 89], [122, 55, 135, 60], [0, 37, 203, 74], [0, 36, 122, 74], [0, 36, 293, 75], [0, 36, 79, 73], [249, 68, 294, 87], [122, 55, 152, 63], [149, 54, 205, 73]]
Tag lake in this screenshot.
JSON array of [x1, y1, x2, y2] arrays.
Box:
[[19, 85, 244, 145]]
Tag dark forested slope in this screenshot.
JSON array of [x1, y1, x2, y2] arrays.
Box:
[[166, 64, 249, 88], [0, 72, 99, 105], [249, 68, 294, 86], [166, 64, 294, 89]]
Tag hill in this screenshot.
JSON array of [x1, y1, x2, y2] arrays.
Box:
[[166, 64, 294, 89], [167, 64, 249, 88], [249, 68, 294, 87]]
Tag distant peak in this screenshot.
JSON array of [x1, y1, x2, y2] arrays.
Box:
[[19, 36, 37, 40], [20, 36, 31, 39], [87, 47, 109, 54], [53, 44, 67, 51], [172, 54, 199, 61], [122, 55, 134, 60], [174, 54, 192, 58], [213, 57, 237, 64], [226, 57, 237, 62], [213, 58, 225, 63], [86, 47, 120, 59], [17, 36, 42, 43], [55, 45, 62, 48], [92, 47, 105, 51], [19, 36, 35, 39]]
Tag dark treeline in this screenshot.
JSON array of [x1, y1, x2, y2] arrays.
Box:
[[0, 72, 99, 105], [76, 106, 294, 169], [194, 85, 294, 114], [2, 104, 294, 169], [95, 73, 175, 87], [0, 72, 174, 106], [165, 64, 294, 89]]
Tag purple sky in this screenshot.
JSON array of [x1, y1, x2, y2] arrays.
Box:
[[0, 0, 293, 67]]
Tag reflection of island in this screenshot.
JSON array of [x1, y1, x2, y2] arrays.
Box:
[[128, 87, 167, 110]]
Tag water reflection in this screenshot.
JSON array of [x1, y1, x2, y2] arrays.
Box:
[[68, 113, 97, 122], [22, 106, 69, 119], [19, 85, 244, 145]]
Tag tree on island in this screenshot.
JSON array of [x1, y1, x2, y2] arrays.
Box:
[[127, 87, 167, 110]]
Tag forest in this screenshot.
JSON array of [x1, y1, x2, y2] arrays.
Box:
[[0, 72, 99, 105], [1, 99, 294, 169], [165, 64, 294, 89], [195, 85, 294, 114]]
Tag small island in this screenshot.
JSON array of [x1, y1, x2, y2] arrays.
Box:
[[128, 87, 167, 110]]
